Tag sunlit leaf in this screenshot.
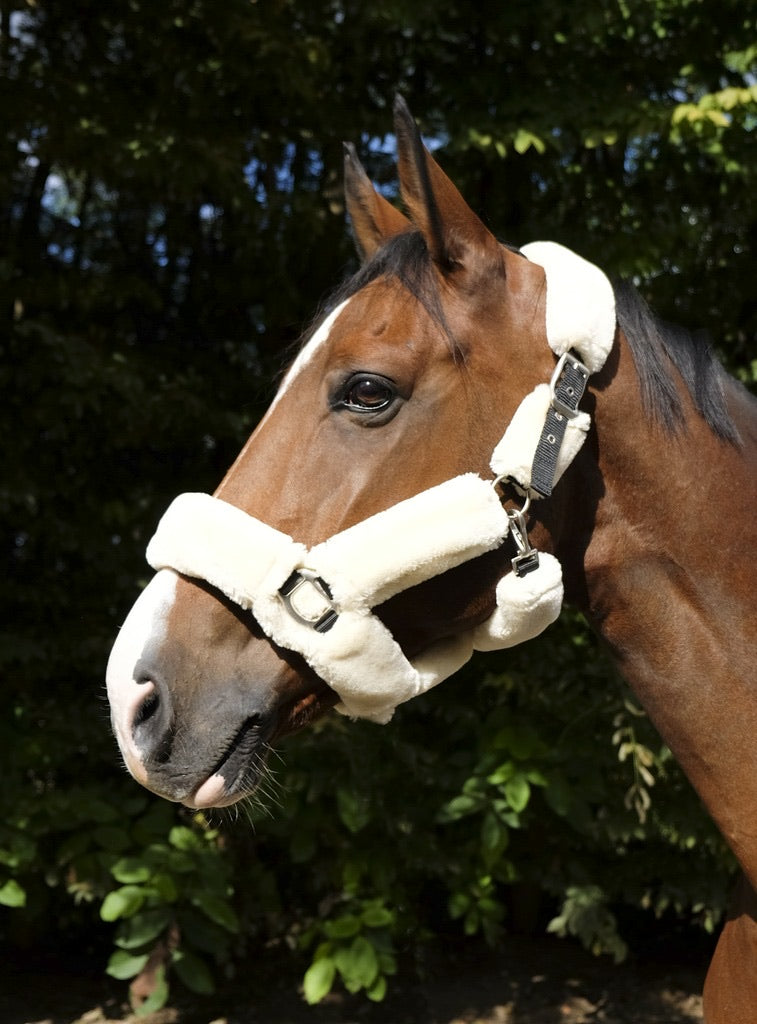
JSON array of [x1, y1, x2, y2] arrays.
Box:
[[0, 879, 26, 908], [106, 949, 149, 980], [303, 957, 336, 1005]]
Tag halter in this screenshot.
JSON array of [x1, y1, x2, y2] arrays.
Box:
[[146, 242, 616, 723]]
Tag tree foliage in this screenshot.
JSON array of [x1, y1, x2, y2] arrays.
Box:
[[1, 0, 754, 1010]]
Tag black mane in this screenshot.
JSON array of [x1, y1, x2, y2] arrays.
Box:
[[614, 280, 739, 443], [306, 232, 739, 444]]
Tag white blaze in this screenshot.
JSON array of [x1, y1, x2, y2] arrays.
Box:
[[106, 569, 178, 767], [258, 299, 350, 425]]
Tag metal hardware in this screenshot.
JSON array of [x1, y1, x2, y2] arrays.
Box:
[[491, 475, 534, 507], [507, 507, 540, 577], [279, 569, 339, 633], [549, 351, 590, 420], [490, 479, 540, 575]]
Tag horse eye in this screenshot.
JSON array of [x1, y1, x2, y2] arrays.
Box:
[[340, 374, 395, 412]]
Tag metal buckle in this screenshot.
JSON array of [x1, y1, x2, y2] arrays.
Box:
[[507, 506, 540, 577], [279, 569, 339, 633], [549, 351, 590, 420]]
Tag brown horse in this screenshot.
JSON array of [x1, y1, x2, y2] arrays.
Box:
[[106, 98, 757, 1021]]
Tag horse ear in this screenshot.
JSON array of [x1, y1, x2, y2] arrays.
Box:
[[393, 95, 498, 272], [343, 142, 411, 262]]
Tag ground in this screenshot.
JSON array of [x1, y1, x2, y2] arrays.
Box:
[[4, 931, 708, 1024]]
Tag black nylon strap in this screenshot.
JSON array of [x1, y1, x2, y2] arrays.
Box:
[[530, 354, 590, 498]]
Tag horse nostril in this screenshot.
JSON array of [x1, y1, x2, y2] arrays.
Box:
[[131, 676, 174, 765], [133, 688, 160, 729]]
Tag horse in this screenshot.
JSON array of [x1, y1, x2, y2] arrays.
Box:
[[106, 98, 757, 1021]]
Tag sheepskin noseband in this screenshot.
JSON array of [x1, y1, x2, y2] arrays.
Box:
[[145, 242, 615, 723]]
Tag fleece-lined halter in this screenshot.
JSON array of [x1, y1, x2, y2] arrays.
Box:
[[146, 242, 616, 723]]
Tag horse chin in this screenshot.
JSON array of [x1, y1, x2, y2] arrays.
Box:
[[184, 776, 245, 809], [171, 681, 337, 810], [184, 773, 253, 809], [184, 714, 272, 808]]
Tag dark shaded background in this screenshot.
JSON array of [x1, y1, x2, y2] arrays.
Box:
[[1, 0, 754, 1011]]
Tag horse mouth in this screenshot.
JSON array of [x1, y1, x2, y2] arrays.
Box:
[[184, 717, 269, 809]]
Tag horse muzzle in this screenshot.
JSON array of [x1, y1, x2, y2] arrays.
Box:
[[106, 569, 318, 807]]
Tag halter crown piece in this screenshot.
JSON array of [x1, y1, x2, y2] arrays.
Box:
[[147, 242, 616, 723]]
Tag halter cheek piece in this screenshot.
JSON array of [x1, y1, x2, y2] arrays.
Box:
[[146, 242, 616, 724]]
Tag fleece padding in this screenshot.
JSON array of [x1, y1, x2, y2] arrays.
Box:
[[307, 474, 508, 609], [145, 480, 561, 723], [148, 476, 509, 614], [521, 241, 616, 374], [146, 494, 306, 610], [473, 553, 563, 651], [490, 384, 591, 492]]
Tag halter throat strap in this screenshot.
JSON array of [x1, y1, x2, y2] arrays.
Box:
[[530, 352, 590, 498], [490, 241, 615, 498]]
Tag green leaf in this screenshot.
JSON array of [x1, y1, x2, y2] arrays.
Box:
[[106, 949, 149, 980], [487, 760, 515, 786], [169, 826, 203, 851], [361, 904, 394, 929], [323, 914, 361, 939], [0, 878, 26, 908], [491, 725, 545, 760], [334, 935, 379, 991], [134, 965, 169, 1016], [111, 856, 152, 884], [151, 871, 179, 902], [114, 908, 172, 950], [367, 974, 387, 1001], [448, 892, 470, 919], [336, 786, 371, 834], [190, 891, 239, 933], [513, 128, 546, 154], [0, 834, 36, 869], [303, 957, 336, 1005], [463, 908, 480, 935], [503, 774, 531, 813], [172, 949, 215, 994], [101, 886, 146, 922], [481, 811, 509, 854], [437, 793, 482, 822]]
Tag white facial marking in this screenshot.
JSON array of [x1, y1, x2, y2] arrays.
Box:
[[106, 569, 178, 770], [261, 298, 351, 423]]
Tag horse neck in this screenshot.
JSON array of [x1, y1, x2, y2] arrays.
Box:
[[562, 331, 757, 882]]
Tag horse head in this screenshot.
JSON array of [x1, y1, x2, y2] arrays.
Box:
[[106, 98, 615, 807]]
